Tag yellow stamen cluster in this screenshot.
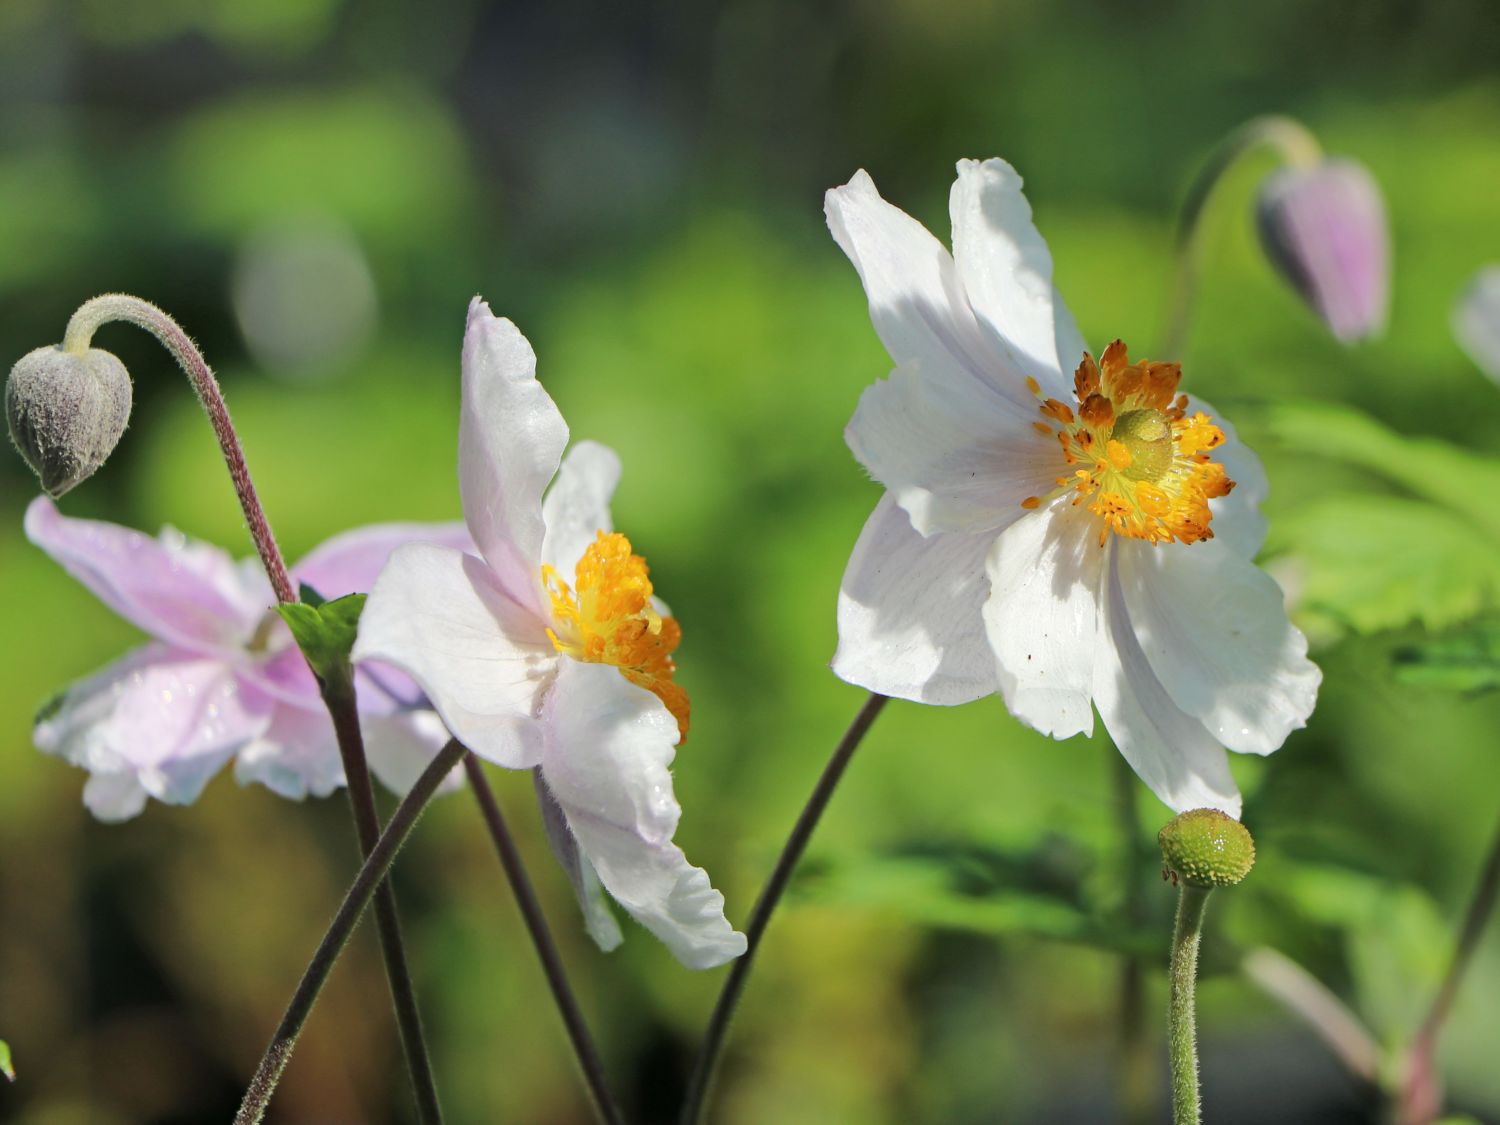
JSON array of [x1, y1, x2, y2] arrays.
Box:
[[543, 531, 690, 740], [1022, 341, 1234, 547]]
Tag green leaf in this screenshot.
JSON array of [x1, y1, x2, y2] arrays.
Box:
[[276, 593, 367, 685], [1269, 495, 1499, 637], [1261, 401, 1500, 539], [1393, 618, 1500, 694], [1, 1039, 13, 1081]]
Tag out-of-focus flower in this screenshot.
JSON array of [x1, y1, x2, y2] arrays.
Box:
[[353, 299, 745, 970], [1453, 265, 1500, 384], [1255, 158, 1390, 343], [828, 158, 1320, 816], [27, 500, 466, 820]]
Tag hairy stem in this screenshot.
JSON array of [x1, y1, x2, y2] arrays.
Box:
[[234, 738, 465, 1125], [61, 294, 295, 604], [678, 692, 890, 1125], [323, 675, 444, 1125], [464, 755, 627, 1125], [1160, 116, 1323, 358], [1169, 884, 1213, 1125], [1400, 806, 1500, 1125]]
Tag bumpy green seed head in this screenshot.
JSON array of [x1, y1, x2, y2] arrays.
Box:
[[1158, 808, 1255, 889]]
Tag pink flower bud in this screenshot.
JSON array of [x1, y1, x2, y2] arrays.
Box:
[[1256, 158, 1390, 343]]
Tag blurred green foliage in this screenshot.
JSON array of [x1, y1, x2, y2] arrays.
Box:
[[2, 1, 1500, 1123]]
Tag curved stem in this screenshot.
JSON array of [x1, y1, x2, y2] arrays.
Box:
[[61, 293, 295, 604], [235, 737, 466, 1125], [1168, 884, 1213, 1125], [1241, 946, 1380, 1087], [678, 691, 890, 1125], [1400, 805, 1500, 1125], [1160, 116, 1323, 358], [464, 755, 627, 1125], [322, 676, 444, 1124], [1112, 754, 1154, 1125]]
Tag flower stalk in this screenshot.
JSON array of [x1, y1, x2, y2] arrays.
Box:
[[1168, 882, 1213, 1125], [60, 294, 296, 604], [235, 737, 466, 1125], [678, 691, 890, 1125], [1161, 115, 1323, 357], [463, 755, 627, 1125]]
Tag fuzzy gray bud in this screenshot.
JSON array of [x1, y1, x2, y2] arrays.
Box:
[[6, 345, 132, 497]]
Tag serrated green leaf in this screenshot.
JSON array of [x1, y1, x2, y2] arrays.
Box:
[[276, 593, 367, 684], [1392, 618, 1500, 694], [1270, 495, 1498, 637], [1261, 401, 1500, 539], [0, 1039, 13, 1081]]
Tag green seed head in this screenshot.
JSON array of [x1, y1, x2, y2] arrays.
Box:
[[1158, 808, 1256, 889]]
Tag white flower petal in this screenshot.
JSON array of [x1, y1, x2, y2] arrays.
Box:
[[1092, 555, 1242, 816], [833, 494, 999, 705], [540, 440, 622, 578], [1188, 395, 1269, 557], [234, 702, 345, 800], [459, 299, 569, 615], [539, 660, 745, 970], [1118, 538, 1319, 756], [534, 771, 625, 952], [25, 496, 269, 652], [36, 645, 271, 820], [292, 520, 472, 602], [352, 543, 554, 770], [983, 500, 1105, 740], [363, 710, 465, 797], [846, 358, 1060, 536], [1052, 285, 1090, 381], [949, 158, 1071, 394], [825, 169, 1038, 415]]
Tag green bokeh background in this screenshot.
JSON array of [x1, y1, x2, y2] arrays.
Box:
[[2, 1, 1499, 1122]]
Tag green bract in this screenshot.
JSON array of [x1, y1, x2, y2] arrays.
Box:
[[1158, 809, 1256, 889], [277, 592, 367, 687]]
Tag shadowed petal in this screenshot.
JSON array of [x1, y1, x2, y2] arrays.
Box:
[[983, 500, 1105, 740], [1092, 555, 1242, 816], [534, 770, 625, 952], [460, 299, 569, 616], [25, 496, 269, 652], [1118, 538, 1319, 756], [292, 520, 472, 602], [539, 659, 745, 969], [540, 441, 622, 578], [834, 495, 999, 705], [353, 543, 553, 770]]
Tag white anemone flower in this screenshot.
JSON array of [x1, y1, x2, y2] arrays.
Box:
[[353, 298, 746, 970], [827, 159, 1321, 816]]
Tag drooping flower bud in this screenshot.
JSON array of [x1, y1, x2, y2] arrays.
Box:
[[1453, 265, 1500, 385], [6, 345, 132, 497], [1256, 158, 1390, 343], [1159, 808, 1256, 889]]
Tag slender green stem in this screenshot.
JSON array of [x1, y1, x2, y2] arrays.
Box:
[[464, 755, 627, 1125], [1400, 805, 1500, 1125], [323, 675, 444, 1125], [1241, 946, 1380, 1087], [235, 738, 466, 1125], [678, 692, 890, 1125], [61, 294, 296, 604], [1112, 754, 1154, 1125], [1160, 116, 1323, 358], [1168, 884, 1213, 1125]]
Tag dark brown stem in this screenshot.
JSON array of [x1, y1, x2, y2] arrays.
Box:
[[1400, 807, 1500, 1125], [234, 738, 466, 1125], [678, 692, 890, 1125], [323, 675, 444, 1125], [464, 755, 627, 1125], [61, 294, 296, 604]]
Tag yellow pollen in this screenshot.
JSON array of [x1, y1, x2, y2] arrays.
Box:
[[1019, 340, 1235, 546], [542, 531, 690, 740]]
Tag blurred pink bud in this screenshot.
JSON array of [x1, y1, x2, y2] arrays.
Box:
[[1453, 266, 1500, 386], [1256, 158, 1390, 343]]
